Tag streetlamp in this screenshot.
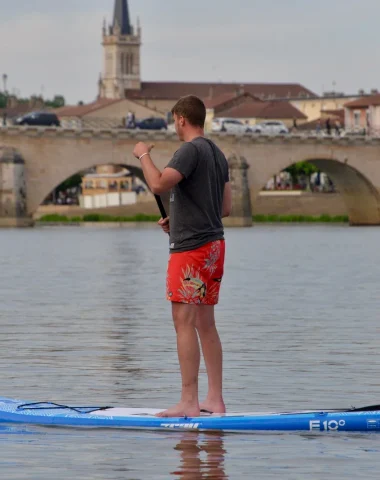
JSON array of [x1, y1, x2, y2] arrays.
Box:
[[2, 74, 8, 126], [2, 73, 7, 93]]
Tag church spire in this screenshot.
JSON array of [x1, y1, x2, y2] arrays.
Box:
[[101, 0, 141, 98], [113, 0, 132, 35]]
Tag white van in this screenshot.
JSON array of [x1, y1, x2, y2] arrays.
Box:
[[212, 118, 250, 134]]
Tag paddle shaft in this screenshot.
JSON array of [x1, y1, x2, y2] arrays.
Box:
[[154, 195, 170, 236], [154, 195, 167, 218]]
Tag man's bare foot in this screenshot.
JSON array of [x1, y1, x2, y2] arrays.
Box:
[[200, 399, 226, 415], [155, 401, 200, 418]]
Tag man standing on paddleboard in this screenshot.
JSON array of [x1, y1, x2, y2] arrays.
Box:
[[133, 95, 232, 418]]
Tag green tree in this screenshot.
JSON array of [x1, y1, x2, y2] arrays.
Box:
[[0, 92, 7, 108], [55, 174, 82, 193], [285, 161, 318, 183], [44, 95, 65, 108]]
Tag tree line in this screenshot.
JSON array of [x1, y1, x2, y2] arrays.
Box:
[[0, 92, 66, 109]]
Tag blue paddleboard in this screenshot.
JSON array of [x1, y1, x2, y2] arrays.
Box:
[[0, 397, 379, 432]]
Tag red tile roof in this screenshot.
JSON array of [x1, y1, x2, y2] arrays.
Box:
[[321, 109, 345, 121], [54, 98, 122, 117], [217, 99, 307, 120], [297, 118, 323, 130], [344, 94, 380, 108], [298, 111, 344, 130], [0, 104, 37, 119], [125, 81, 317, 101], [204, 92, 261, 110], [203, 93, 238, 109]]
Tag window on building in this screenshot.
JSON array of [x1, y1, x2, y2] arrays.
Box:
[[120, 180, 131, 191], [106, 53, 112, 75], [121, 54, 125, 74], [130, 54, 134, 74]]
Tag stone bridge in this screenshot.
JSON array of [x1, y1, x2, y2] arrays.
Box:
[[1, 126, 380, 226]]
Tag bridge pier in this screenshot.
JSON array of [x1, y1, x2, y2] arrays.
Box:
[[223, 153, 252, 227], [0, 147, 33, 227]]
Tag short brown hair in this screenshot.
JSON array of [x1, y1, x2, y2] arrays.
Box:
[[171, 95, 206, 128]]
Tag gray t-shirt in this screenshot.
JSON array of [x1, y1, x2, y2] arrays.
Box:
[[166, 136, 229, 253]]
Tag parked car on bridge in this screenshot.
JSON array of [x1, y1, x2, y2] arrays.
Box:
[[212, 118, 250, 134], [13, 111, 61, 127], [134, 117, 167, 130], [251, 121, 289, 135]]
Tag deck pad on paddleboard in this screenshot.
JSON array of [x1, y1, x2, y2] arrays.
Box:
[[0, 397, 380, 432]]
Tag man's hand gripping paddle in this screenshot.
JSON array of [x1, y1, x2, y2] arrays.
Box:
[[147, 144, 168, 232]]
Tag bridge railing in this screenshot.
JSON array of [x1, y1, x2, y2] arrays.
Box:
[[60, 117, 125, 129], [53, 119, 380, 138], [3, 121, 380, 139]]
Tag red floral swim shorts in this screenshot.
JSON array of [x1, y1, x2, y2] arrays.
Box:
[[166, 240, 225, 305]]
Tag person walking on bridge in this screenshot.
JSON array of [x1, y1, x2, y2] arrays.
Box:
[[133, 95, 232, 418]]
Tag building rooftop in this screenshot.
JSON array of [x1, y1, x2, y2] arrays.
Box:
[[345, 94, 380, 108], [216, 98, 307, 120], [54, 99, 122, 117], [125, 81, 318, 102]]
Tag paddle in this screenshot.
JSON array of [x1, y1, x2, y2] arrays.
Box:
[[154, 194, 167, 219], [143, 144, 169, 230]]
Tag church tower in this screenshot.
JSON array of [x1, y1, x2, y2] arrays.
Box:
[[99, 0, 141, 99]]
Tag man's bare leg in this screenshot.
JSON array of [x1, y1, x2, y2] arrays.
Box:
[[156, 303, 201, 418], [196, 305, 226, 414]]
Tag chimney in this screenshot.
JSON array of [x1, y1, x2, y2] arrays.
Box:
[[235, 84, 245, 97], [209, 86, 214, 99]]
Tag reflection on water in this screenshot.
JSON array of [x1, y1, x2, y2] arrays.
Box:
[[172, 432, 227, 480], [0, 424, 41, 436]]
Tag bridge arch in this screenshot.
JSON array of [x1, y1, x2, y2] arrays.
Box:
[[254, 157, 380, 225], [306, 159, 380, 225], [36, 162, 148, 213], [233, 139, 380, 226]]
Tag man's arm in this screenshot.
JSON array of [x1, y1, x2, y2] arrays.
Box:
[[140, 155, 183, 194], [222, 182, 232, 218], [133, 142, 184, 194]]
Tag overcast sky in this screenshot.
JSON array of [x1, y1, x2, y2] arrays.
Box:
[[0, 0, 378, 104]]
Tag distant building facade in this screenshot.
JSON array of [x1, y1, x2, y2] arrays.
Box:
[[344, 93, 380, 135], [289, 89, 380, 124]]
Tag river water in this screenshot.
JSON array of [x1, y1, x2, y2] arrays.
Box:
[[1, 224, 380, 479]]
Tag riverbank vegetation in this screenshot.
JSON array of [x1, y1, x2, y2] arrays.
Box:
[[37, 213, 349, 224]]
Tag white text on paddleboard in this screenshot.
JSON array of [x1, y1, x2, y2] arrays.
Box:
[[161, 423, 200, 429], [309, 419, 346, 431]]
